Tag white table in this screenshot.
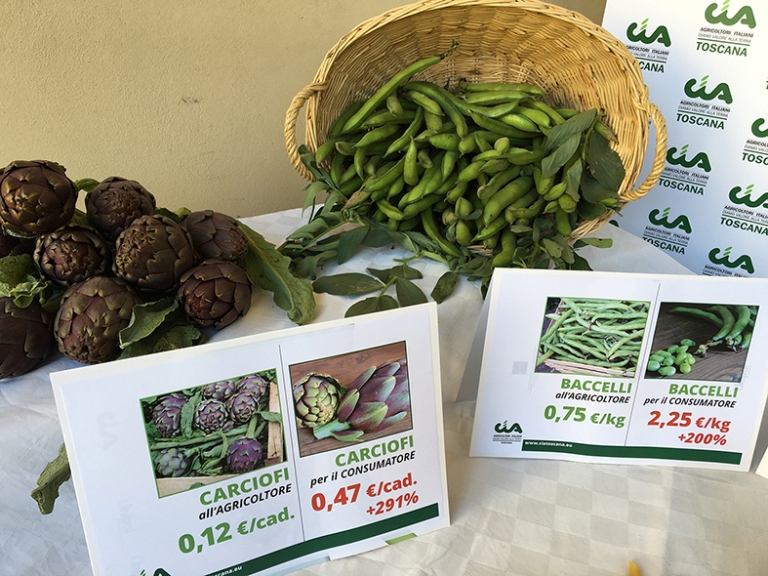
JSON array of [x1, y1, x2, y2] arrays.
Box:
[[3, 208, 768, 576]]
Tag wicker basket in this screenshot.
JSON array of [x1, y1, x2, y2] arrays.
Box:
[[284, 0, 667, 238]]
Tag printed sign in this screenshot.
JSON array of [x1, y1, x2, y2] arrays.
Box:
[[601, 0, 768, 276], [461, 268, 768, 470], [52, 304, 448, 576]]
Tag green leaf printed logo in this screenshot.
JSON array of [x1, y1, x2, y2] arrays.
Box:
[[705, 1, 757, 28], [684, 75, 733, 104], [728, 184, 768, 208], [751, 118, 768, 138], [648, 207, 693, 233], [666, 144, 712, 172], [626, 18, 672, 46], [708, 246, 755, 273], [495, 421, 523, 434]]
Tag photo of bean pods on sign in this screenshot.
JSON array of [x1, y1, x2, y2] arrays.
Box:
[[536, 297, 651, 378], [644, 303, 757, 383]]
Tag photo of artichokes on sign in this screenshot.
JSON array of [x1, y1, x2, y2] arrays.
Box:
[[0, 159, 315, 382], [290, 342, 412, 457], [140, 369, 285, 498]]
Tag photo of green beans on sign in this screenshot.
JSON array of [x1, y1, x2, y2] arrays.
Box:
[[644, 303, 756, 383], [536, 297, 651, 379]]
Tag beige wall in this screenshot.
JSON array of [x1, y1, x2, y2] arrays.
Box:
[[0, 0, 606, 220]]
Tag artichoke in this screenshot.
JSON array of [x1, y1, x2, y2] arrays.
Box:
[[177, 259, 252, 329], [114, 214, 196, 291], [154, 447, 192, 478], [33, 226, 111, 287], [237, 373, 269, 403], [0, 297, 57, 379], [193, 398, 228, 434], [85, 176, 156, 241], [293, 373, 342, 428], [337, 359, 410, 433], [0, 160, 77, 236], [202, 379, 238, 402], [53, 276, 143, 364], [226, 390, 260, 424], [181, 210, 249, 261], [226, 438, 263, 474], [152, 393, 188, 438]]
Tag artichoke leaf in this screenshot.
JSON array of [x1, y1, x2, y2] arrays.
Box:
[[237, 222, 316, 325], [30, 443, 71, 515], [119, 298, 180, 349], [0, 254, 50, 308]]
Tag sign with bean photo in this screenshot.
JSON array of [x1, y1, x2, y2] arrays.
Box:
[[51, 304, 448, 576], [465, 268, 768, 470]]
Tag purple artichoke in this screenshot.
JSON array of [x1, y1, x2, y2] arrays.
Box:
[[113, 214, 196, 291], [193, 398, 228, 434], [177, 259, 252, 330], [202, 379, 238, 402], [0, 160, 77, 236], [226, 438, 263, 474], [337, 359, 410, 433], [85, 176, 156, 241], [226, 390, 260, 424], [0, 297, 57, 380], [152, 393, 188, 438], [53, 276, 143, 364], [181, 210, 249, 261], [33, 226, 111, 287], [237, 373, 269, 403], [293, 373, 342, 428], [154, 447, 192, 478]]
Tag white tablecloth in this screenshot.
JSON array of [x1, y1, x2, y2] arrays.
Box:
[[3, 208, 768, 576]]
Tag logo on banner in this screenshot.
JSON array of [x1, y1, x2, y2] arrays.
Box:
[[648, 208, 693, 233], [729, 184, 768, 208], [752, 118, 768, 138], [667, 145, 712, 172], [643, 208, 691, 255], [625, 18, 670, 72], [704, 2, 757, 28], [741, 119, 768, 165], [658, 144, 711, 195], [684, 76, 733, 103], [493, 420, 523, 444], [677, 76, 732, 130], [704, 246, 755, 276]]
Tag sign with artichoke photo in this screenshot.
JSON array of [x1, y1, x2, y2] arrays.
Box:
[[140, 369, 285, 498], [290, 342, 412, 457]]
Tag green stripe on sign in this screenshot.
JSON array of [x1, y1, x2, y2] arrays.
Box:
[[205, 503, 439, 576], [521, 439, 742, 465]]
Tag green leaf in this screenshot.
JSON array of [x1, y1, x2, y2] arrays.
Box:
[[580, 174, 618, 204], [119, 298, 180, 349], [238, 222, 316, 325], [30, 443, 70, 515], [75, 178, 100, 192], [258, 410, 283, 423], [345, 297, 380, 317], [586, 131, 626, 192], [312, 419, 350, 439], [544, 109, 596, 152], [541, 133, 582, 179], [153, 325, 204, 352], [302, 180, 330, 213], [0, 254, 50, 308], [431, 271, 458, 304], [377, 294, 399, 311], [564, 158, 583, 201], [541, 238, 563, 259], [395, 278, 428, 307], [292, 251, 338, 280], [574, 237, 613, 249], [577, 201, 608, 221], [367, 263, 422, 283], [312, 273, 383, 296], [362, 227, 394, 248], [570, 253, 593, 270], [337, 225, 369, 264]]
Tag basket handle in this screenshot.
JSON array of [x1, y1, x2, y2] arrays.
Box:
[[625, 102, 668, 202], [284, 82, 328, 181]]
